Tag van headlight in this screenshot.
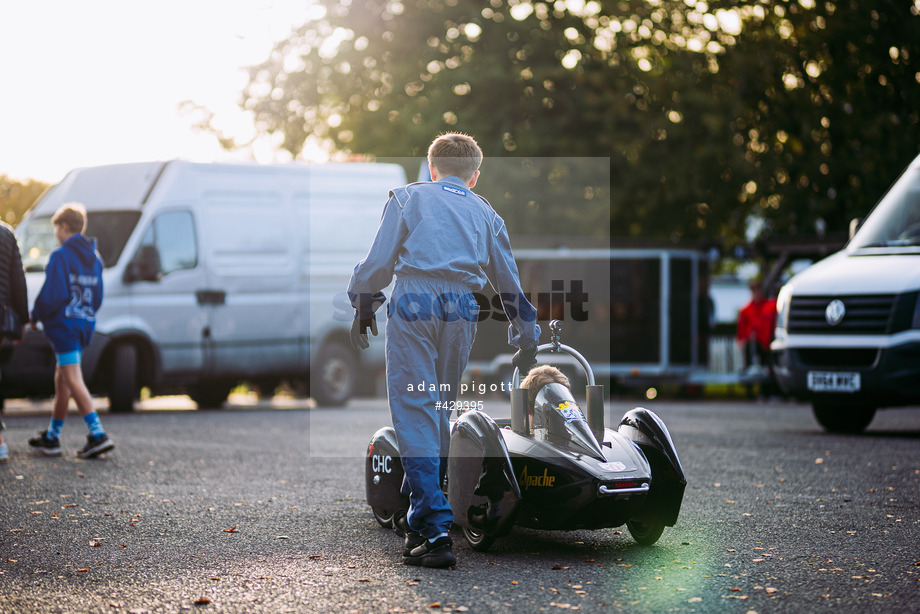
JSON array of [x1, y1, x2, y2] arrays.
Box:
[[775, 284, 793, 335]]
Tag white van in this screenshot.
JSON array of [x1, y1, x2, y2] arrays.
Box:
[[4, 160, 405, 410], [772, 153, 920, 432]]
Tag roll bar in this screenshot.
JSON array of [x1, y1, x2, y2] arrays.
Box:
[[512, 320, 596, 387]]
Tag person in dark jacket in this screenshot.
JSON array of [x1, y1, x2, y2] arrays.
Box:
[[0, 220, 30, 461], [28, 203, 114, 459]]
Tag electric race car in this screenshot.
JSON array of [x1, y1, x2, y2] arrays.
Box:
[[365, 321, 687, 551]]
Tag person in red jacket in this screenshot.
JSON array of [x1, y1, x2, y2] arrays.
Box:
[[737, 279, 778, 396]]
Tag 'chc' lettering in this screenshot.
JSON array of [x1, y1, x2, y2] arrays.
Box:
[[372, 455, 392, 474]]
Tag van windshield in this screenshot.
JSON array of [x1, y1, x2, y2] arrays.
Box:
[[850, 168, 920, 252], [17, 210, 142, 271]]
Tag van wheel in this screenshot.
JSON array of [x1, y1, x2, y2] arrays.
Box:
[[312, 342, 356, 407], [109, 344, 138, 413], [812, 401, 876, 434], [190, 382, 233, 409]]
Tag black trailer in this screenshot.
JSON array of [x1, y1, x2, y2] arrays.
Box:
[[464, 247, 710, 393]]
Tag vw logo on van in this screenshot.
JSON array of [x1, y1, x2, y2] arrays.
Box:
[[825, 299, 846, 326]]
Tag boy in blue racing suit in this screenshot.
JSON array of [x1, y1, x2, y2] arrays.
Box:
[[347, 133, 540, 568]]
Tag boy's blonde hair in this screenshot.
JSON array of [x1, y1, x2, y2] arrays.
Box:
[[427, 133, 483, 182], [52, 203, 88, 234], [520, 365, 571, 407]]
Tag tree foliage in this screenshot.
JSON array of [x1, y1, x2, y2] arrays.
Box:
[[0, 175, 49, 227], [237, 0, 920, 244], [715, 0, 920, 238]]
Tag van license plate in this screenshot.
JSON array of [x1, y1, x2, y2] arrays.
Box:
[[807, 371, 861, 393]]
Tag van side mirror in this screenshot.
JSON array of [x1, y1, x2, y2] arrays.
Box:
[[124, 245, 162, 283], [849, 217, 862, 240]]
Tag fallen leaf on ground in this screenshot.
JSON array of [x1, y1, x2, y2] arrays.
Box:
[[223, 526, 237, 533]]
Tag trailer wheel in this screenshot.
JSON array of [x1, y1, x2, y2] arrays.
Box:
[[461, 526, 495, 552], [812, 401, 876, 434], [626, 520, 665, 546], [108, 343, 138, 413], [190, 382, 233, 409], [312, 341, 356, 407]]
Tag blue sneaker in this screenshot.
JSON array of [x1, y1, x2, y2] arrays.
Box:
[[28, 430, 62, 456]]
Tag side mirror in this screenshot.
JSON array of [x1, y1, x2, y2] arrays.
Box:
[[123, 245, 162, 283], [849, 218, 862, 240]]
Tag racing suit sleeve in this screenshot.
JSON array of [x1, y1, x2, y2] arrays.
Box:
[[347, 194, 406, 319], [31, 251, 69, 324], [482, 217, 541, 349]]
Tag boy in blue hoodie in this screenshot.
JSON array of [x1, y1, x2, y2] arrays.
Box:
[[28, 203, 114, 459]]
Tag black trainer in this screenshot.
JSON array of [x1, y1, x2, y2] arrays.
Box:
[[28, 430, 62, 456], [403, 535, 456, 568], [78, 433, 114, 459], [403, 531, 425, 557], [395, 514, 426, 556]]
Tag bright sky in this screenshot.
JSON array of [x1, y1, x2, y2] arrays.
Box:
[[1, 1, 315, 183]]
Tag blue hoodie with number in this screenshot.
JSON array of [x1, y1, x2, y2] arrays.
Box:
[[31, 234, 104, 354]]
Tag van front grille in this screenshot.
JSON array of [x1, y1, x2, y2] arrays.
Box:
[[796, 348, 879, 368], [788, 295, 896, 334]]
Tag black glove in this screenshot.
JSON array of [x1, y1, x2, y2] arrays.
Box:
[[512, 345, 538, 375], [350, 314, 378, 350]]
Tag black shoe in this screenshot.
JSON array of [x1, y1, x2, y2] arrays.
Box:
[[395, 514, 426, 555], [403, 531, 425, 556], [78, 433, 114, 459], [403, 535, 456, 568], [28, 431, 62, 456]]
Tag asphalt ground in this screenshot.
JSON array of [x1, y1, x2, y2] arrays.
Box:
[[1, 395, 919, 614]]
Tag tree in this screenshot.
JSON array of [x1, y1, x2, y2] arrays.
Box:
[[714, 0, 920, 238], [0, 175, 49, 227], [232, 0, 920, 245]]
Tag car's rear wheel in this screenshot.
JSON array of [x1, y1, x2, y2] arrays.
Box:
[[812, 401, 876, 434], [626, 520, 665, 546], [461, 526, 495, 552], [372, 507, 396, 529]]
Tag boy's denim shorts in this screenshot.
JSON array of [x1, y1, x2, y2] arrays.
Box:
[[56, 350, 82, 366]]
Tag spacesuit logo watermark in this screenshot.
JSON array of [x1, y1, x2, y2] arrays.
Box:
[[335, 279, 589, 323]]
